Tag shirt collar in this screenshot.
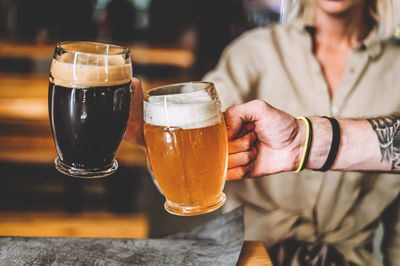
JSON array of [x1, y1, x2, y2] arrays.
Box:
[[288, 19, 383, 60], [355, 28, 382, 60]]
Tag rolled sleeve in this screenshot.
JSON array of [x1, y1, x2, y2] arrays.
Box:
[[202, 29, 266, 110]]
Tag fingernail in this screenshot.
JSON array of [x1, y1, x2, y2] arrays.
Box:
[[249, 163, 254, 171], [244, 164, 254, 179], [246, 123, 255, 131]]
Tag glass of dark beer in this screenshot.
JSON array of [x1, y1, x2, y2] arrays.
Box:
[[48, 42, 132, 178]]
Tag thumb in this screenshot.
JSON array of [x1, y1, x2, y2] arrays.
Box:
[[224, 102, 257, 140], [125, 77, 145, 146]]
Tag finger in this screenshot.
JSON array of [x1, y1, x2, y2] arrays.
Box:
[[236, 122, 255, 138], [130, 77, 143, 114], [228, 148, 257, 168], [125, 77, 145, 146], [224, 105, 251, 140], [228, 131, 257, 154], [224, 100, 266, 140], [226, 163, 254, 181]]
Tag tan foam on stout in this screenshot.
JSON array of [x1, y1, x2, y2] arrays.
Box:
[[50, 53, 132, 88], [60, 42, 125, 55]]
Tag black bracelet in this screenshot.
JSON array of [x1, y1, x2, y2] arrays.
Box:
[[300, 117, 313, 171], [314, 116, 340, 172]]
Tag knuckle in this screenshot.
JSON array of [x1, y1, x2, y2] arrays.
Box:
[[245, 152, 252, 163], [242, 166, 252, 179], [250, 149, 257, 160], [244, 132, 256, 148], [253, 99, 266, 108], [242, 140, 252, 150], [225, 106, 235, 118], [239, 165, 249, 176], [250, 131, 257, 141]]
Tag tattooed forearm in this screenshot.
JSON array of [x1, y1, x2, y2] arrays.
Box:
[[367, 115, 400, 170]]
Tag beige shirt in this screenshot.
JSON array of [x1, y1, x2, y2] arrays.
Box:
[[204, 22, 400, 265]]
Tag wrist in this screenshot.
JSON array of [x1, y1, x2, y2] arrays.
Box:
[[334, 119, 387, 171], [306, 117, 333, 169]]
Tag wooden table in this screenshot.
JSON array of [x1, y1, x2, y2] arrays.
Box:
[[238, 241, 273, 265], [0, 211, 272, 265]]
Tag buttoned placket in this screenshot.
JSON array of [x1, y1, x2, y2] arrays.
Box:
[[295, 28, 329, 233], [331, 48, 371, 117], [310, 41, 380, 236], [300, 27, 379, 118], [299, 27, 332, 115], [295, 26, 379, 238]]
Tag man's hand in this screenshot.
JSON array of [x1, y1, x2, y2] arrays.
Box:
[[225, 99, 305, 180], [124, 77, 145, 147]]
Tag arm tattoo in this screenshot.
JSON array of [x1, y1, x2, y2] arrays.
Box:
[[367, 115, 400, 170]]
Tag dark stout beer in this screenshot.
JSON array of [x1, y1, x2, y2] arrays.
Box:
[[48, 42, 132, 177], [48, 82, 131, 169]]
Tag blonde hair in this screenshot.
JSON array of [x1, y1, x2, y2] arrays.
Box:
[[281, 0, 399, 39]]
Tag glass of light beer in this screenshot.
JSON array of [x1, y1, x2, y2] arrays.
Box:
[[143, 82, 228, 216], [48, 42, 132, 178]]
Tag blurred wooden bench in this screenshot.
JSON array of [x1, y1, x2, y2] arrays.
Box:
[[0, 42, 195, 68], [0, 212, 148, 238]]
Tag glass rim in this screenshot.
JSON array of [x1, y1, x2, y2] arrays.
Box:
[[146, 81, 215, 97], [55, 41, 130, 57]]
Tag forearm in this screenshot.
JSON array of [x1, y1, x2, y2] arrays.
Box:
[[302, 116, 399, 172]]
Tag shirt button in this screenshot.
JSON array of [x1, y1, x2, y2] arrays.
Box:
[[349, 68, 355, 74], [331, 106, 339, 116]]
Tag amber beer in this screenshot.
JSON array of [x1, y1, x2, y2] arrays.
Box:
[[144, 82, 228, 216]]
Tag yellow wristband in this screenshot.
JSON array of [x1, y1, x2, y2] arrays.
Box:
[[293, 116, 310, 173]]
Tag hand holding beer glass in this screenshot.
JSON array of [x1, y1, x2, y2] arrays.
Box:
[[144, 82, 228, 216], [49, 42, 132, 178]]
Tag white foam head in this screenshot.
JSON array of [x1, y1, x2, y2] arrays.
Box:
[[144, 84, 222, 129], [50, 42, 132, 88]]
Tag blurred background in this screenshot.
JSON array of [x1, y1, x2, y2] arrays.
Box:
[[0, 0, 280, 239]]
